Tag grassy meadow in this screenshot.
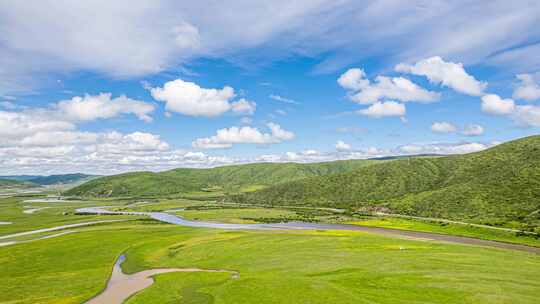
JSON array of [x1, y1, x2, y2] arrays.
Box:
[[349, 216, 540, 248], [2, 194, 540, 303], [1, 217, 540, 304]]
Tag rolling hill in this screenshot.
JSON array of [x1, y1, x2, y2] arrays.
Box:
[[0, 173, 98, 185], [27, 173, 98, 185], [0, 178, 38, 189], [65, 159, 377, 197], [232, 135, 540, 228]]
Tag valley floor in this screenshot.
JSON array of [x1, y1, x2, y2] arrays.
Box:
[[1, 195, 540, 303]]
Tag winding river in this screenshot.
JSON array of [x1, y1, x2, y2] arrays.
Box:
[[76, 206, 540, 254], [86, 254, 238, 304]]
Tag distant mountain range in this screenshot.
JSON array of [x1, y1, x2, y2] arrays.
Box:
[[0, 178, 37, 189], [0, 173, 99, 186]]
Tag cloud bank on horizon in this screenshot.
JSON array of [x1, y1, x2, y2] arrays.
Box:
[[0, 1, 539, 174]]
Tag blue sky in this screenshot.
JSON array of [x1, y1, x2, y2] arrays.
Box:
[[1, 1, 539, 174]]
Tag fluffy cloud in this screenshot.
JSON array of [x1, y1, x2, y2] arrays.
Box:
[[430, 122, 485, 136], [481, 93, 540, 127], [151, 79, 236, 117], [0, 138, 238, 175], [0, 109, 190, 174], [256, 147, 386, 163], [338, 69, 440, 104], [397, 142, 491, 155], [481, 94, 515, 115], [462, 124, 484, 136], [337, 68, 369, 91], [358, 101, 406, 118], [56, 93, 155, 122], [395, 57, 487, 96], [335, 140, 351, 151], [19, 131, 98, 147], [231, 98, 257, 115], [0, 91, 158, 147], [431, 122, 457, 133], [513, 74, 540, 101], [192, 123, 294, 149], [150, 79, 257, 117], [0, 110, 74, 141], [255, 140, 494, 164], [513, 105, 540, 127]]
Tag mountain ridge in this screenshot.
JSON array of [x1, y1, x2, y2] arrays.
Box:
[[65, 159, 378, 197], [232, 135, 540, 228]]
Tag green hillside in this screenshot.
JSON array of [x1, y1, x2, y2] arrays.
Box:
[[65, 160, 376, 197], [233, 135, 540, 228], [28, 173, 98, 185], [0, 173, 98, 185], [0, 178, 37, 189]]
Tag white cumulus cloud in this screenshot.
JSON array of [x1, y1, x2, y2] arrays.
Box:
[[338, 68, 440, 104], [397, 142, 491, 155], [337, 68, 369, 91], [481, 94, 515, 115], [56, 93, 155, 122], [395, 56, 487, 96], [481, 93, 540, 127], [335, 140, 351, 151], [0, 110, 74, 141], [513, 74, 540, 101], [358, 101, 406, 118], [513, 105, 540, 127], [192, 123, 294, 149], [462, 124, 484, 136], [431, 121, 457, 133], [150, 79, 236, 117], [231, 98, 257, 115]]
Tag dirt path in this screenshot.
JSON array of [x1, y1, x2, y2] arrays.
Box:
[[276, 222, 540, 254], [23, 207, 50, 214], [0, 230, 76, 247], [375, 212, 539, 235], [85, 255, 238, 304]]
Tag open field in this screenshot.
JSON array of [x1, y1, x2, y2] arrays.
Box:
[[0, 197, 141, 236], [104, 199, 540, 247], [2, 193, 540, 303], [349, 216, 540, 248], [1, 217, 540, 304], [174, 207, 299, 224]]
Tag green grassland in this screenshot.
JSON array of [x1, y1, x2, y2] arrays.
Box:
[[1, 218, 540, 304], [110, 199, 209, 212], [349, 216, 540, 248], [0, 178, 38, 189], [0, 196, 140, 235], [175, 207, 299, 224], [234, 135, 540, 230], [65, 159, 376, 197]]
